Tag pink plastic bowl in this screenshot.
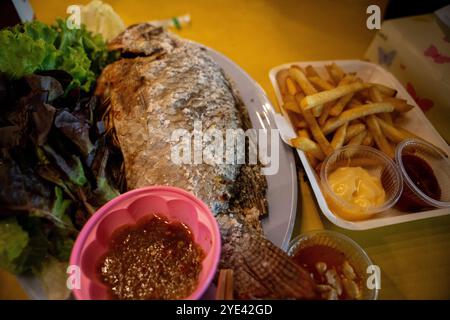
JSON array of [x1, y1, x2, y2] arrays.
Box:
[[69, 186, 221, 300]]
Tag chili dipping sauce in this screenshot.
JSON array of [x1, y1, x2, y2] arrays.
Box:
[[292, 245, 362, 300], [97, 214, 204, 300]]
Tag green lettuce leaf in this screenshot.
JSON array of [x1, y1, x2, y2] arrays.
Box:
[[0, 19, 115, 92], [0, 30, 58, 78], [42, 144, 87, 187], [14, 217, 51, 274], [53, 237, 74, 262], [51, 187, 72, 224], [0, 218, 29, 273], [18, 20, 58, 43]]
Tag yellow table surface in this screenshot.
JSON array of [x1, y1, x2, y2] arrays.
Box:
[[1, 0, 449, 300]]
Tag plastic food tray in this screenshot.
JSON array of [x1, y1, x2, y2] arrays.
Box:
[[269, 60, 450, 230]]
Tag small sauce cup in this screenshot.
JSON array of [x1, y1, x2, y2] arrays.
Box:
[[288, 230, 378, 300], [320, 145, 403, 221], [395, 139, 450, 211]]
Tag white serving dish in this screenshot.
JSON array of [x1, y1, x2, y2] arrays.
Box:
[[269, 60, 450, 230], [18, 44, 298, 299]]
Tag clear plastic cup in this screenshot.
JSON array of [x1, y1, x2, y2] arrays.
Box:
[[320, 145, 403, 221], [288, 230, 378, 300], [395, 139, 450, 211]]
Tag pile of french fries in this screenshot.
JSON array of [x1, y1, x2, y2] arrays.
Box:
[[276, 63, 418, 170]]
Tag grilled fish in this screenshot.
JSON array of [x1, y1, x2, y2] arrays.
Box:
[[96, 23, 317, 299]]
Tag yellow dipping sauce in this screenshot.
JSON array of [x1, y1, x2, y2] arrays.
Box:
[[327, 167, 385, 220]]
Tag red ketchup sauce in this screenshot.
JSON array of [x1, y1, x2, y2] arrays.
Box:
[[396, 154, 441, 212]]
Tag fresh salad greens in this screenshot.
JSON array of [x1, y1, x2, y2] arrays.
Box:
[[0, 19, 124, 282], [0, 19, 117, 92]]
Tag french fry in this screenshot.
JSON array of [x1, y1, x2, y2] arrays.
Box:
[[369, 86, 393, 124], [298, 129, 309, 138], [390, 141, 398, 152], [377, 117, 410, 143], [325, 63, 345, 84], [285, 110, 301, 131], [362, 132, 373, 146], [326, 74, 354, 117], [305, 65, 320, 77], [325, 65, 337, 85], [295, 93, 334, 156], [369, 86, 383, 102], [340, 74, 355, 84], [331, 123, 348, 149], [297, 129, 325, 162], [288, 107, 305, 122], [318, 102, 334, 126], [382, 96, 415, 113], [354, 90, 369, 102], [331, 63, 345, 80], [301, 82, 370, 110], [290, 136, 315, 151], [287, 110, 306, 131], [347, 98, 364, 110], [289, 66, 317, 95], [370, 83, 397, 97], [306, 153, 318, 168], [296, 130, 319, 167], [328, 75, 357, 116], [286, 77, 298, 96], [294, 119, 308, 129], [396, 126, 420, 140], [308, 76, 335, 91], [295, 91, 305, 100], [290, 136, 325, 161], [276, 69, 289, 96], [365, 115, 394, 158], [347, 130, 367, 146], [345, 123, 366, 142], [283, 100, 302, 114], [282, 91, 304, 114], [347, 98, 363, 109], [289, 66, 323, 117], [322, 102, 395, 135], [280, 94, 291, 105], [275, 65, 422, 166], [378, 112, 393, 124]]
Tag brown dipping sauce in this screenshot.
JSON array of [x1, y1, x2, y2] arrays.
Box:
[[396, 154, 441, 211], [292, 245, 345, 280], [292, 245, 361, 300], [97, 214, 204, 300]]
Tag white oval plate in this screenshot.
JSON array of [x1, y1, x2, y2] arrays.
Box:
[[18, 45, 298, 299]]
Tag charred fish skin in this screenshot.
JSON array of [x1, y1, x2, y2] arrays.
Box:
[[96, 23, 317, 299], [217, 214, 317, 299], [97, 25, 246, 216]]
